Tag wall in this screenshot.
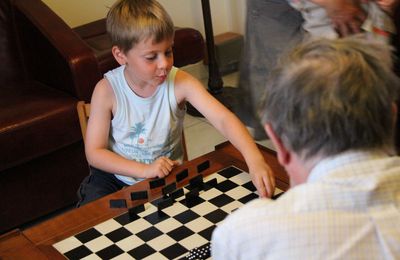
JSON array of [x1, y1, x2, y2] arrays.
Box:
[[41, 0, 246, 36]]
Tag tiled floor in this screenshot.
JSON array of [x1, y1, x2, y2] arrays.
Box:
[[181, 64, 275, 160]]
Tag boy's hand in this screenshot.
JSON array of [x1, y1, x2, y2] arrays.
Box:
[[144, 157, 179, 178], [248, 162, 276, 198]]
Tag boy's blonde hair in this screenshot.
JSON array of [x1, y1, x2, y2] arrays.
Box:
[[106, 0, 174, 53]]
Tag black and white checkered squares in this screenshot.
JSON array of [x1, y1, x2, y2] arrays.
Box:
[[53, 166, 283, 259]]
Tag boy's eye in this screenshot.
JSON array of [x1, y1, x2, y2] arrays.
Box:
[[165, 49, 173, 57], [145, 55, 157, 61]]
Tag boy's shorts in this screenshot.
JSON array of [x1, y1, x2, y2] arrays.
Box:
[[76, 166, 127, 207]]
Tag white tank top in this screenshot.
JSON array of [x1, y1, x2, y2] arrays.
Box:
[[105, 66, 185, 185]]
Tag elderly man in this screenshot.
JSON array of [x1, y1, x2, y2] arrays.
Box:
[[212, 37, 400, 259]]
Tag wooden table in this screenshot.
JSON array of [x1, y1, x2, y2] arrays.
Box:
[[0, 142, 288, 259]]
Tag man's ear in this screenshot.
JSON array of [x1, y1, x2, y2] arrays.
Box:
[[112, 46, 127, 65], [264, 123, 291, 166]]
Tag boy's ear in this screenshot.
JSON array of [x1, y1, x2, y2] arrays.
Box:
[[112, 46, 127, 65], [264, 123, 291, 166]]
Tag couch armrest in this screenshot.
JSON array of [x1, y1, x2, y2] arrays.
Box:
[[11, 0, 101, 101]]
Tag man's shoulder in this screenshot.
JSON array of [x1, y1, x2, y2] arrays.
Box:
[[223, 185, 327, 224], [225, 194, 296, 223]]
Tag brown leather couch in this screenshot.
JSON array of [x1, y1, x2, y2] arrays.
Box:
[[0, 0, 204, 234]]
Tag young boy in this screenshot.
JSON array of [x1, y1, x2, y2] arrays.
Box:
[[77, 0, 275, 206], [289, 0, 397, 43]]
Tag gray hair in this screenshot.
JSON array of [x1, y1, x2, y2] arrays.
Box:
[[106, 0, 174, 53], [259, 37, 400, 160]]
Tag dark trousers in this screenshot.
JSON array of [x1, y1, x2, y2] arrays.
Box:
[[76, 167, 127, 207], [236, 0, 304, 139]]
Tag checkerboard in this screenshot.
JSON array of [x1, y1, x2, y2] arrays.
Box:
[[53, 166, 283, 259]]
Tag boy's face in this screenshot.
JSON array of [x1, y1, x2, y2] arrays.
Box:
[[118, 36, 174, 88]]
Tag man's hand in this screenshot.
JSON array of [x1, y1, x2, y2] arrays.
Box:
[[376, 0, 400, 15], [249, 162, 276, 198], [311, 0, 367, 36]]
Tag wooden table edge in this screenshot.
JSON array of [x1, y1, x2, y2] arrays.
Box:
[[1, 141, 288, 259]]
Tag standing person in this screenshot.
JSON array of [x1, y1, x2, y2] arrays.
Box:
[[77, 0, 275, 206], [236, 0, 370, 140], [212, 37, 400, 259], [236, 0, 304, 140]]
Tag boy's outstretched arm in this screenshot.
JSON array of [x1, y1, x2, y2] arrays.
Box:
[[175, 70, 276, 197], [85, 79, 179, 179]]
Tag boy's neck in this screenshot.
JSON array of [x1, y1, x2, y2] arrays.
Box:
[[123, 67, 159, 98]]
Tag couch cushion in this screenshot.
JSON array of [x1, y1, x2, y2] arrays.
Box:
[[0, 81, 82, 171], [84, 33, 120, 75], [173, 27, 205, 67]]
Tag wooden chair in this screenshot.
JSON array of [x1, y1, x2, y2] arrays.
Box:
[[77, 101, 91, 142], [76, 101, 188, 161]]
